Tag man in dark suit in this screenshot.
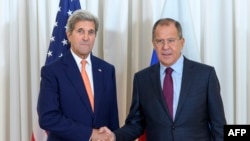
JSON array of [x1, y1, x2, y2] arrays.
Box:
[[99, 18, 226, 141], [37, 9, 119, 141]]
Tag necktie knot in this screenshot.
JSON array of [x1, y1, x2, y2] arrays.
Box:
[[165, 67, 173, 75], [81, 60, 87, 68]]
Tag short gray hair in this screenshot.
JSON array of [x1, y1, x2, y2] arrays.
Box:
[[152, 18, 183, 40], [66, 9, 99, 34]]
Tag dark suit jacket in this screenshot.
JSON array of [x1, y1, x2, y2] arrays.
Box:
[[37, 51, 119, 141], [114, 57, 226, 141]]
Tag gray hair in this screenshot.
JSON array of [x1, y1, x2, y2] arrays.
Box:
[[152, 18, 183, 40], [66, 9, 99, 34]]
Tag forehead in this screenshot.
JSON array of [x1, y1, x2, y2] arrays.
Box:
[[74, 20, 95, 30], [155, 24, 178, 37]]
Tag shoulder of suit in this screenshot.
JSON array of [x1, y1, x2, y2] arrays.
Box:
[[136, 63, 159, 75], [91, 55, 115, 68], [184, 57, 214, 70]]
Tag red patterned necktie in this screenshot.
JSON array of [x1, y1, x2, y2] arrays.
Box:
[[163, 67, 173, 119]]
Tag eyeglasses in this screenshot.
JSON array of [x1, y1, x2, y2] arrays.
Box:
[[154, 38, 180, 46]]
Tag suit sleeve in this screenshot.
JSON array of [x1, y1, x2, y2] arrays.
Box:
[[207, 67, 227, 141], [114, 74, 145, 141], [37, 66, 92, 141]]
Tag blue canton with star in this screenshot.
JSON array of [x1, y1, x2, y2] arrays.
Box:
[[45, 0, 81, 65]]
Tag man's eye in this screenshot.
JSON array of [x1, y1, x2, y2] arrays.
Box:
[[156, 39, 163, 43], [89, 30, 95, 35], [77, 29, 84, 33], [168, 39, 175, 43]]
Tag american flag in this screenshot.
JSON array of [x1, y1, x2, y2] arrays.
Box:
[[31, 0, 81, 141], [45, 0, 81, 65]]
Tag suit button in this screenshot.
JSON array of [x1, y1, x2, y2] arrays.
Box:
[[172, 126, 175, 130]]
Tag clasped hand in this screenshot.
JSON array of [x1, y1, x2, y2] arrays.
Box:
[[91, 126, 115, 141]]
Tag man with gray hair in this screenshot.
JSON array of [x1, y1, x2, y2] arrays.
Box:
[[99, 18, 226, 141], [37, 9, 119, 141]]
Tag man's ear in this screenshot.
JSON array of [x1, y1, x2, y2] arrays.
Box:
[[66, 32, 71, 42], [180, 38, 185, 49]]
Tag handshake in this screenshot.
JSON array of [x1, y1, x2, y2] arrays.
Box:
[[91, 126, 116, 141]]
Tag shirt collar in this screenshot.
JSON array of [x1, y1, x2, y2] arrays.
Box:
[[70, 49, 92, 65], [160, 55, 184, 75]]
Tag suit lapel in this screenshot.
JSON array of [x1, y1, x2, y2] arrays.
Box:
[[175, 58, 194, 121], [62, 51, 94, 114], [91, 55, 103, 115], [150, 64, 171, 118]]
